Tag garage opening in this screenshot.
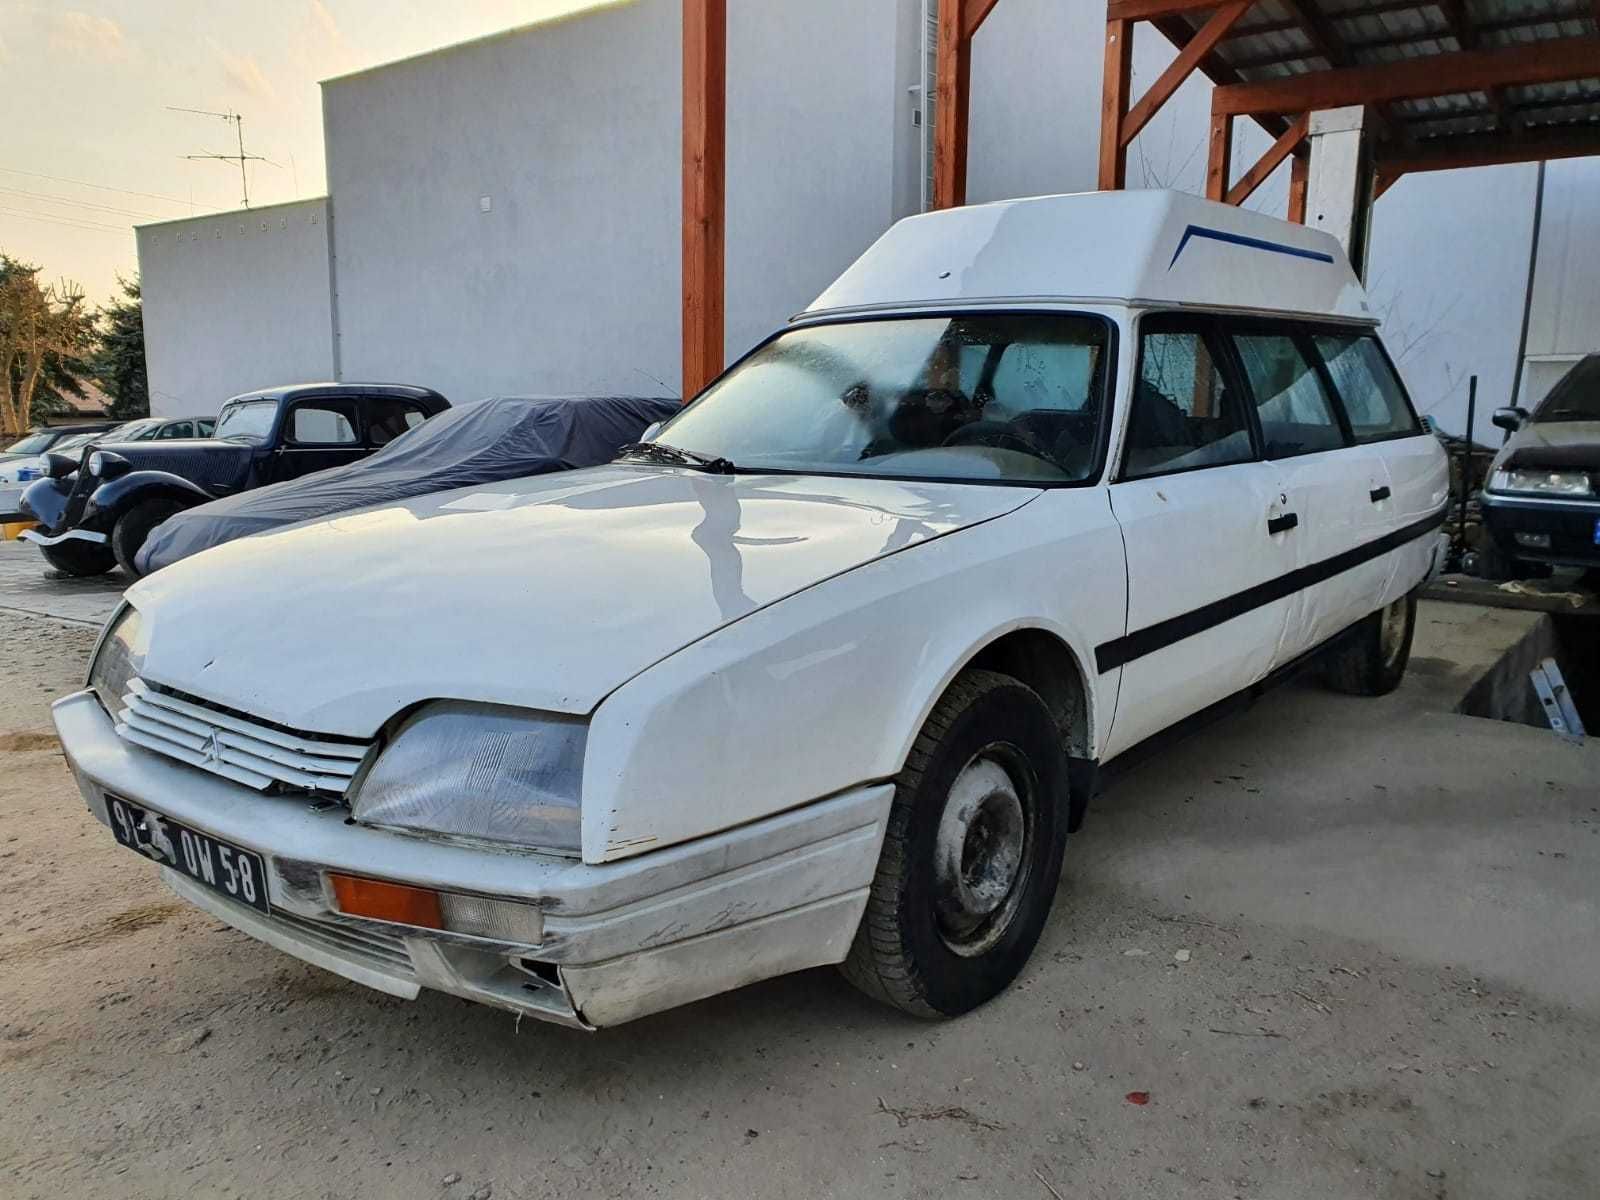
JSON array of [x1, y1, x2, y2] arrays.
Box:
[[1458, 614, 1600, 737]]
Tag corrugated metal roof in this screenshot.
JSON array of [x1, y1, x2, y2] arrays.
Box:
[[1173, 1, 1600, 151]]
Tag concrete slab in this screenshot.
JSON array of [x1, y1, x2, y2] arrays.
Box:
[[1, 599, 1596, 1198], [0, 535, 125, 627]]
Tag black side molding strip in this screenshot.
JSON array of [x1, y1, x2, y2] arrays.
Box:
[[1094, 506, 1447, 674]]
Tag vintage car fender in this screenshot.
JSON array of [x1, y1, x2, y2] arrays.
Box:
[[581, 488, 1128, 863], [81, 470, 215, 530]]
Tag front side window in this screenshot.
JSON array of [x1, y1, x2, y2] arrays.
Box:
[[1314, 333, 1419, 443], [647, 314, 1110, 484], [288, 402, 358, 445], [1123, 321, 1253, 478], [1231, 330, 1346, 458], [215, 400, 279, 444]]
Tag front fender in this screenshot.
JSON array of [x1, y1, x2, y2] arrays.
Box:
[[83, 471, 215, 527], [582, 491, 1127, 863], [19, 476, 74, 531]]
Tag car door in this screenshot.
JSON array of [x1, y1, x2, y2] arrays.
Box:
[[1310, 329, 1447, 599], [271, 397, 366, 482], [1227, 321, 1382, 661], [1101, 313, 1296, 761]]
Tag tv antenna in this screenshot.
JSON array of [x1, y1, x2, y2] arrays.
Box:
[[167, 106, 276, 208]]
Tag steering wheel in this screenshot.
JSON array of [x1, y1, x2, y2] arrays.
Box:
[[942, 420, 1047, 458]]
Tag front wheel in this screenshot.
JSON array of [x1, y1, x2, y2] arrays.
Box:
[[40, 539, 117, 577], [841, 669, 1068, 1018], [1321, 592, 1416, 696], [112, 499, 187, 577]]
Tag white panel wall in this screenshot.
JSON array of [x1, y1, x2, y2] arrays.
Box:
[[136, 198, 335, 418], [1367, 164, 1539, 438], [1522, 156, 1600, 406], [323, 0, 909, 405]]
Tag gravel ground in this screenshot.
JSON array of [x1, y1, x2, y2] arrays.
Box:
[[2, 604, 1598, 1200]]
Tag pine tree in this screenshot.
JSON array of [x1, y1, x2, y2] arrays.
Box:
[[92, 276, 149, 420]]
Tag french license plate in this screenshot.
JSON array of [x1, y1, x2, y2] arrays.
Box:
[[106, 794, 271, 913], [1593, 517, 1600, 546]]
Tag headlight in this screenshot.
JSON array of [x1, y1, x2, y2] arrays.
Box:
[[88, 605, 148, 717], [1489, 468, 1593, 497], [87, 451, 106, 477], [351, 702, 585, 855]]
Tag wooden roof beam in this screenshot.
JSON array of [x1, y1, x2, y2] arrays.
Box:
[[1433, 0, 1521, 135], [1226, 112, 1310, 205], [1212, 36, 1600, 115], [1376, 123, 1600, 173], [1121, 1, 1251, 146]]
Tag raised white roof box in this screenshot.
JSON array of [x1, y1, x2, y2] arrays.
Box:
[[804, 189, 1373, 326]]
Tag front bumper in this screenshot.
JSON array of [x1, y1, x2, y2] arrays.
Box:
[[1480, 490, 1600, 568], [54, 690, 890, 1028]]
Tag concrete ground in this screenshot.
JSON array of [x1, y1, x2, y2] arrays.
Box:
[[1, 569, 1597, 1199], [0, 536, 126, 626]]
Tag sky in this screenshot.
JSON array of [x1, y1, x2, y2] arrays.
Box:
[[0, 0, 608, 305]]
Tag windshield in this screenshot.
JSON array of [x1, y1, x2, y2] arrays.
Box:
[[52, 433, 96, 454], [214, 399, 279, 443], [5, 432, 54, 456], [1533, 356, 1600, 423], [114, 418, 163, 440], [647, 314, 1111, 484]]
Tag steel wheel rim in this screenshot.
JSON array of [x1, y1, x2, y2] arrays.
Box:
[[1379, 597, 1408, 670], [933, 746, 1034, 957]]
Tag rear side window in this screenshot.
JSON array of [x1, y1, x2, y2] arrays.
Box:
[[1314, 334, 1420, 442], [289, 402, 359, 445], [1231, 331, 1346, 458], [365, 397, 430, 446], [1123, 323, 1253, 479]]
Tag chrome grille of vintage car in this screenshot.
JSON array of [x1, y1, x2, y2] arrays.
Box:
[[114, 678, 372, 796]]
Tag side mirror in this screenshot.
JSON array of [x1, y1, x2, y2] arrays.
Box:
[[640, 421, 663, 442], [1490, 406, 1528, 433]]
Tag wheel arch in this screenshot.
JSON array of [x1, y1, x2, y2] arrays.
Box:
[[957, 626, 1095, 761]]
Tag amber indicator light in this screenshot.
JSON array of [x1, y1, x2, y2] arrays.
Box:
[[329, 873, 444, 928]]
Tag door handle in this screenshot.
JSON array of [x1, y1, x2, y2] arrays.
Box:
[[1369, 485, 1391, 503], [1267, 512, 1299, 535]]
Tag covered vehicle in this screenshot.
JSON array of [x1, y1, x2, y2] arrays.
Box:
[[20, 383, 447, 576], [1480, 354, 1600, 576], [136, 395, 680, 574]]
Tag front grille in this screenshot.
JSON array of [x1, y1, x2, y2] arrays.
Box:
[[270, 908, 415, 976], [115, 678, 372, 796]]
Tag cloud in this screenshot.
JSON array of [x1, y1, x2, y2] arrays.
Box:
[[49, 10, 130, 61], [217, 47, 278, 102], [308, 0, 342, 42]]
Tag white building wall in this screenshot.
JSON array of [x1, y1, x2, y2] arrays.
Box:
[[136, 198, 335, 418], [322, 0, 910, 405], [1522, 156, 1600, 408]]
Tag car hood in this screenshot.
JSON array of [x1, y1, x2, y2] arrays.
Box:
[[128, 465, 1040, 736], [1494, 419, 1600, 473]]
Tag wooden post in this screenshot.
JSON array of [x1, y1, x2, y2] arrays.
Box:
[[1225, 113, 1309, 206], [1287, 148, 1309, 223], [1205, 110, 1233, 201], [933, 0, 971, 208], [1099, 17, 1133, 190], [682, 0, 726, 400]]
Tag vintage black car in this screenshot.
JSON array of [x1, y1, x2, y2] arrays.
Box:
[[20, 382, 449, 576], [1479, 354, 1600, 578]]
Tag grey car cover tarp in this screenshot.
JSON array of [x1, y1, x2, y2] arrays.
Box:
[[137, 395, 679, 574]]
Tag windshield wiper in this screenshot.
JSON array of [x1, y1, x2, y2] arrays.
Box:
[[618, 441, 737, 474]]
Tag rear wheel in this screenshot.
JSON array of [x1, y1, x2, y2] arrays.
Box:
[[1321, 592, 1416, 697], [841, 669, 1068, 1018], [40, 539, 117, 577], [112, 499, 186, 577]]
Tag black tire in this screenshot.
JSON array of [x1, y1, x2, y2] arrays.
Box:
[[111, 499, 186, 577], [40, 539, 117, 577], [841, 668, 1069, 1018], [1322, 591, 1416, 697]]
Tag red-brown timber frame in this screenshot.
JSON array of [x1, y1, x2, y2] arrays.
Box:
[[679, 0, 1600, 396]]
